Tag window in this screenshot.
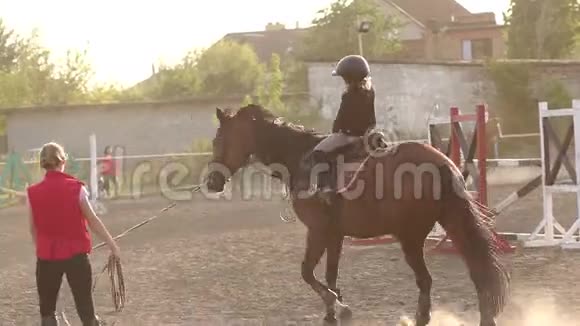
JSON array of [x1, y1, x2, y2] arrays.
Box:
[[462, 38, 493, 60], [462, 40, 472, 60]]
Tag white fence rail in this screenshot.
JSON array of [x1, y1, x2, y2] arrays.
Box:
[[0, 152, 213, 166]]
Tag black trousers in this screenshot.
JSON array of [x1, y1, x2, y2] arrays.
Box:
[[36, 253, 97, 325]]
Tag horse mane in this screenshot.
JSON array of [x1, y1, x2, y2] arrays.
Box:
[[236, 104, 324, 165], [237, 104, 322, 136]]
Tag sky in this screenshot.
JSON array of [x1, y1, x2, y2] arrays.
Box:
[[0, 0, 510, 87]]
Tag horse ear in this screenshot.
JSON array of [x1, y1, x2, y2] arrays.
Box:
[[216, 107, 226, 123]]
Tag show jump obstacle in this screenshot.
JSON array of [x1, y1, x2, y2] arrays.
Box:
[[428, 104, 515, 254], [524, 100, 580, 249], [346, 104, 510, 249], [346, 104, 521, 249], [429, 100, 580, 250]]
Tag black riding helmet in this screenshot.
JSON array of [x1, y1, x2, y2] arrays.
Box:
[[332, 55, 370, 82]]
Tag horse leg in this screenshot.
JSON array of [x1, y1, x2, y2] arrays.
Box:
[[325, 232, 352, 322], [325, 232, 343, 301], [400, 234, 432, 326], [302, 229, 340, 324]]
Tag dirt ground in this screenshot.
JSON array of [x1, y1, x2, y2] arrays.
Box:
[[2, 183, 580, 326]]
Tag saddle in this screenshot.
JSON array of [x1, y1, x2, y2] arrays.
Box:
[[294, 133, 395, 200], [330, 135, 393, 193]]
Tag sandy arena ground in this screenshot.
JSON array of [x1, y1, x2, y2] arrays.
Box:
[[2, 181, 580, 326]]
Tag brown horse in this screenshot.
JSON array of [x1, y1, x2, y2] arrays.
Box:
[[205, 104, 510, 326]]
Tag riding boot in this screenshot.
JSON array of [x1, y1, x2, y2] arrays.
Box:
[[319, 161, 336, 194], [310, 150, 333, 192], [314, 154, 338, 206], [41, 315, 59, 326]]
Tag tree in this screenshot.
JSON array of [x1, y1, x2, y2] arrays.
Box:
[[0, 30, 55, 107], [141, 51, 200, 100], [245, 53, 321, 126], [0, 22, 99, 107], [299, 0, 401, 60], [46, 49, 95, 104], [0, 19, 20, 72], [263, 54, 285, 114], [0, 19, 152, 108], [56, 50, 93, 98], [86, 83, 145, 103], [282, 57, 308, 92], [135, 40, 264, 100], [505, 0, 580, 59], [245, 54, 284, 114], [196, 40, 264, 96]]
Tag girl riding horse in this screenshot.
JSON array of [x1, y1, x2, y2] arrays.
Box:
[[309, 54, 376, 195]]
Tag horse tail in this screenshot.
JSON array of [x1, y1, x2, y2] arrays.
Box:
[[437, 164, 510, 318]]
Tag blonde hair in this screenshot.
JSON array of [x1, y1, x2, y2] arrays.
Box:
[[346, 76, 373, 92], [39, 142, 67, 170]]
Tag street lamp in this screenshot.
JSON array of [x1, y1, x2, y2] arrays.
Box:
[[357, 19, 371, 56], [359, 21, 371, 33]]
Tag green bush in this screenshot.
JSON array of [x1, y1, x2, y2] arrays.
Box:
[[486, 61, 575, 158], [543, 79, 572, 109]]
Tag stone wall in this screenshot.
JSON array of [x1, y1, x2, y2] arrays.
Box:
[[306, 60, 580, 141], [2, 96, 313, 158], [3, 59, 580, 159]]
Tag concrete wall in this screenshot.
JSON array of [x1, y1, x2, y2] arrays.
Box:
[[308, 61, 492, 138], [4, 60, 580, 159], [306, 60, 580, 139], [2, 98, 243, 158]]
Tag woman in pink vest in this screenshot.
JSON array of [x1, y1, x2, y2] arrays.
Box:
[[27, 142, 121, 326], [100, 146, 118, 198]]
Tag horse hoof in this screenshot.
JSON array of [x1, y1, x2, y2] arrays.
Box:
[[415, 312, 431, 326], [480, 321, 496, 326], [323, 315, 337, 325], [339, 305, 353, 321]]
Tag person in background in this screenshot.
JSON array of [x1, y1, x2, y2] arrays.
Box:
[[27, 142, 121, 326], [100, 146, 118, 198]]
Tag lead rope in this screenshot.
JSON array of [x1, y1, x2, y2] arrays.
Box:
[[90, 201, 179, 314], [84, 173, 285, 318], [59, 184, 201, 323], [49, 185, 201, 325], [90, 254, 126, 313], [108, 254, 125, 313]]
